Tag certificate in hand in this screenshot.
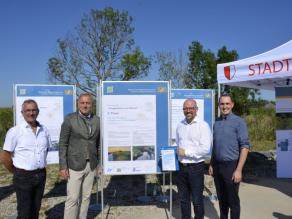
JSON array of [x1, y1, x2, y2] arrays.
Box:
[[160, 146, 179, 171]]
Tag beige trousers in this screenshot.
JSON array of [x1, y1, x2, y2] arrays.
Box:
[[64, 162, 95, 219]]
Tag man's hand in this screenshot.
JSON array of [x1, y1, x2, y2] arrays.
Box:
[[208, 165, 213, 176], [176, 148, 186, 157], [232, 169, 242, 183], [0, 150, 14, 173], [59, 168, 70, 180], [96, 165, 102, 176]]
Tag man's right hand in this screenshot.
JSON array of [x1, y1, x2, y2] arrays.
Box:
[[59, 169, 70, 180]]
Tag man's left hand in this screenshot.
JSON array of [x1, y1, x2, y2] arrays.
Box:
[[96, 165, 102, 176], [232, 169, 242, 183]]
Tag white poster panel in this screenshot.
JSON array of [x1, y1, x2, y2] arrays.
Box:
[[14, 85, 75, 164], [171, 99, 204, 145], [16, 96, 63, 141], [103, 95, 157, 175], [16, 96, 63, 164]]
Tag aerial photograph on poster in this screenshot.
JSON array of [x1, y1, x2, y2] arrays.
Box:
[[132, 145, 155, 161], [108, 146, 131, 161]]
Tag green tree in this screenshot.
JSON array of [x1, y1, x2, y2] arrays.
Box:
[[48, 7, 151, 96], [185, 41, 217, 89], [180, 41, 259, 115], [155, 50, 188, 88], [216, 46, 259, 115], [120, 48, 151, 81]]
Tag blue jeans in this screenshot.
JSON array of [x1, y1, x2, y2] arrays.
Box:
[[13, 168, 46, 219], [176, 162, 205, 219]]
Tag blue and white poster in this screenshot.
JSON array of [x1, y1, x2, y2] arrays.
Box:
[[102, 81, 169, 175], [171, 89, 214, 145], [14, 84, 76, 164]]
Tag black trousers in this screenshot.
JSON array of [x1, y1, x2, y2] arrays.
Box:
[[176, 162, 205, 219], [213, 160, 240, 219], [13, 168, 46, 219]]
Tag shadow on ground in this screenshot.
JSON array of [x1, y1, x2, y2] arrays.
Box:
[[44, 180, 67, 198], [0, 184, 14, 201], [42, 152, 291, 218], [273, 212, 292, 219], [243, 151, 292, 198]]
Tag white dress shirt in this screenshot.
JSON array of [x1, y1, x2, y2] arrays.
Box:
[[176, 117, 212, 163], [3, 121, 51, 170]]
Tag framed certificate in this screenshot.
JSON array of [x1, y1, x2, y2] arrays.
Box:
[[160, 146, 179, 171]]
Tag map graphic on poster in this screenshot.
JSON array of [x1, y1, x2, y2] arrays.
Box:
[[102, 81, 169, 175], [14, 84, 75, 164]]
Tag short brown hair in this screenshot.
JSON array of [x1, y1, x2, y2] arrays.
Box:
[[21, 99, 39, 112], [219, 93, 234, 103]]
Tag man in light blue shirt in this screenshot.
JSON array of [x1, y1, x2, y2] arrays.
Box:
[[1, 99, 51, 219]]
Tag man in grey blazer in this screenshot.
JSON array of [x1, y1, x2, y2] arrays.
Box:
[[59, 93, 100, 219]]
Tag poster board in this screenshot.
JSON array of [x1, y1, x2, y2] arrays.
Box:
[[14, 84, 76, 164], [171, 89, 214, 146], [101, 81, 169, 175], [275, 86, 292, 178]]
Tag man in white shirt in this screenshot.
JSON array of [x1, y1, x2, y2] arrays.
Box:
[[176, 99, 212, 219], [0, 99, 51, 219]]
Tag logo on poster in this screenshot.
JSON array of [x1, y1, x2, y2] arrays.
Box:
[[205, 92, 211, 98], [107, 86, 114, 93], [19, 89, 26, 95], [64, 89, 73, 95], [157, 86, 167, 93], [224, 65, 236, 80]]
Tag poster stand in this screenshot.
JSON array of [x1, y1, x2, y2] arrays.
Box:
[[88, 175, 102, 212], [137, 175, 153, 203], [155, 172, 169, 203], [100, 81, 170, 218]]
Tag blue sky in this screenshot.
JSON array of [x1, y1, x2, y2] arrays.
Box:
[[1, 0, 292, 107]]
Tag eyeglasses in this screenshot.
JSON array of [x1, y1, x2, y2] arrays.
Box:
[[183, 107, 197, 111], [23, 109, 38, 113]]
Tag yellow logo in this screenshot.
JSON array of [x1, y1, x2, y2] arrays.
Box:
[[64, 89, 73, 95], [157, 86, 167, 93]]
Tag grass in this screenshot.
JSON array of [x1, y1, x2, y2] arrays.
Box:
[[250, 140, 276, 152], [0, 163, 13, 185]]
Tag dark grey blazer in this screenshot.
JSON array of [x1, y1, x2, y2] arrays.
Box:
[[59, 112, 100, 171]]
